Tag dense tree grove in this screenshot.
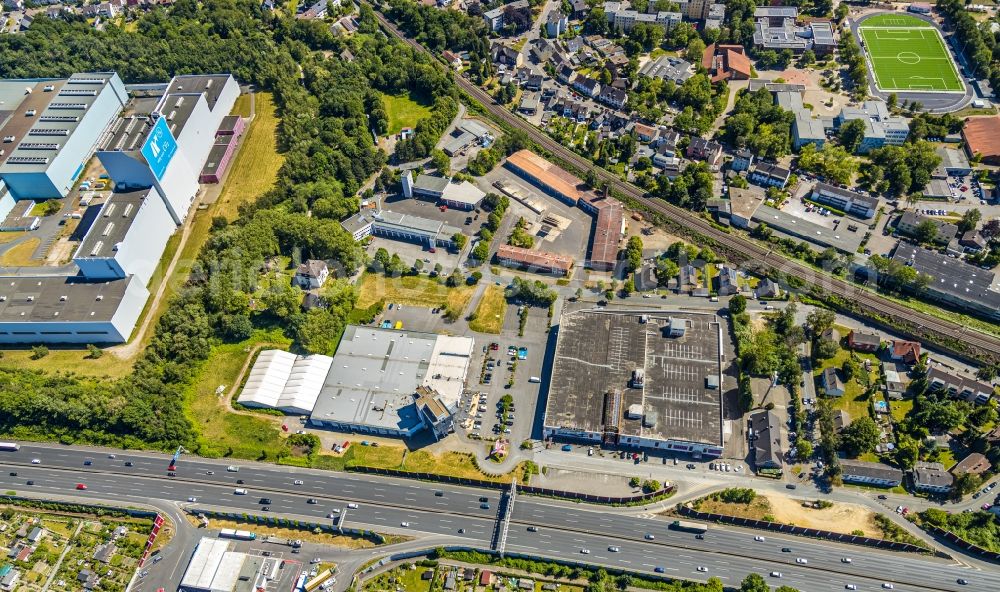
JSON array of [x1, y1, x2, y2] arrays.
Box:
[[0, 1, 459, 450], [722, 87, 794, 159]]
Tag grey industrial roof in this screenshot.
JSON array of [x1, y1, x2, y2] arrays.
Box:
[[754, 6, 798, 18], [309, 326, 474, 431], [752, 205, 864, 254], [414, 174, 451, 195], [810, 22, 835, 46], [103, 74, 233, 151], [459, 120, 490, 138], [442, 131, 475, 156], [546, 310, 723, 446], [201, 136, 236, 176], [935, 146, 970, 172], [0, 73, 118, 173], [75, 189, 153, 259], [0, 275, 136, 323], [374, 210, 462, 238], [891, 244, 1000, 307], [340, 211, 374, 235]]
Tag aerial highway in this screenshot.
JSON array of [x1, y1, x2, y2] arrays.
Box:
[[1, 444, 997, 592], [364, 5, 1000, 361]]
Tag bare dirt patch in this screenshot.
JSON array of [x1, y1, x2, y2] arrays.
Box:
[[765, 493, 879, 536], [691, 491, 880, 536]]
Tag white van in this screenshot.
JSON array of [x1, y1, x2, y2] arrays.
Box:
[[528, 376, 541, 383], [227, 465, 240, 472], [233, 488, 248, 495]]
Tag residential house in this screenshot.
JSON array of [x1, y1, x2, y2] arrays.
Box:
[[926, 365, 995, 405], [492, 43, 523, 67], [847, 330, 880, 352], [675, 264, 700, 293], [568, 0, 588, 18], [822, 366, 844, 396], [294, 260, 330, 290], [897, 211, 958, 245], [634, 265, 658, 292], [632, 122, 657, 142], [546, 9, 568, 37], [840, 459, 904, 487], [748, 163, 791, 189], [890, 340, 921, 365], [573, 76, 601, 98], [912, 462, 953, 494], [951, 452, 991, 477], [731, 149, 754, 172], [686, 137, 723, 169], [557, 64, 576, 84], [442, 50, 462, 69], [749, 409, 782, 471], [598, 85, 628, 109], [756, 277, 780, 298], [715, 264, 739, 295], [959, 230, 987, 252], [883, 365, 907, 399], [483, 1, 527, 32]]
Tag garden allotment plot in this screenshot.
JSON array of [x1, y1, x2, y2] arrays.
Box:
[[858, 14, 963, 92]]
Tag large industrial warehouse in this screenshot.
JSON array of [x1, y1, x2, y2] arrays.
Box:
[[504, 150, 624, 271], [544, 310, 725, 457], [0, 71, 240, 344], [308, 326, 475, 439]]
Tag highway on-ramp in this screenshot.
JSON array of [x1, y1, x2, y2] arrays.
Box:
[[1, 444, 997, 591]]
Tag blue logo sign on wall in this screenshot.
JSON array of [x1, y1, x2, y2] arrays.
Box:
[[141, 116, 177, 181]]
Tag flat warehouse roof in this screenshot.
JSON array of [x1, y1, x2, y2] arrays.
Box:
[[546, 310, 723, 446], [75, 189, 153, 259], [310, 326, 474, 431], [0, 275, 136, 322], [506, 149, 584, 202]]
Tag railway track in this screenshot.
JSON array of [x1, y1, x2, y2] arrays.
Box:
[[371, 8, 1000, 361]]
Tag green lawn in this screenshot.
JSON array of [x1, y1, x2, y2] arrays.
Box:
[[469, 285, 507, 334], [382, 92, 433, 135], [356, 272, 475, 316], [889, 398, 914, 422], [815, 345, 876, 421], [859, 15, 962, 92]]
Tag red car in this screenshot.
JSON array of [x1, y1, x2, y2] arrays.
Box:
[[75, 483, 87, 490]]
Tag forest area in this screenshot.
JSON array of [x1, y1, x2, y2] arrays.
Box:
[[0, 0, 459, 452]]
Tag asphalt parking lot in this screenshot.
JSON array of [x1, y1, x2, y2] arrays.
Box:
[[477, 166, 593, 261], [457, 301, 555, 446]]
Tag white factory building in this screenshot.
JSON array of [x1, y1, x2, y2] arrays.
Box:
[[98, 74, 239, 224], [179, 537, 266, 592], [0, 72, 241, 344]]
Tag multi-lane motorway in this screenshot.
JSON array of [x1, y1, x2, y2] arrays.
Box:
[[1, 444, 997, 592]]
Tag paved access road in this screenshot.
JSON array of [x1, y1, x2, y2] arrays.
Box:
[[1, 444, 997, 592]]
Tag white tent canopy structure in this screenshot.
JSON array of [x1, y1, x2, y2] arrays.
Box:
[[237, 349, 333, 414]]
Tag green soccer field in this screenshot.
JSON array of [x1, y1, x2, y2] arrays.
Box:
[[858, 16, 963, 93]]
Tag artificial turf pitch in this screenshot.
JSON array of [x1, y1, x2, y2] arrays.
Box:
[[858, 16, 963, 93]]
